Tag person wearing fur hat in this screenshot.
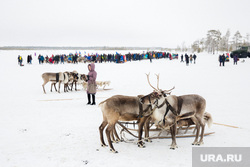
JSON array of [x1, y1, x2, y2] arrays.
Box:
[[85, 63, 97, 105]]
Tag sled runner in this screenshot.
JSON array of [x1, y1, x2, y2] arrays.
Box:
[[116, 121, 215, 141]]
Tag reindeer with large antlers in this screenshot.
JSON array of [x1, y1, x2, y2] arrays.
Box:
[[140, 73, 212, 149]]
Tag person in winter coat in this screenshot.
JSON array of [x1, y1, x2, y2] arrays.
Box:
[[193, 54, 197, 64], [185, 54, 189, 66], [60, 55, 64, 64], [19, 56, 23, 66], [190, 54, 193, 64], [85, 63, 97, 105], [222, 54, 226, 66], [219, 54, 226, 66], [233, 54, 238, 65], [18, 55, 21, 65], [180, 54, 184, 62]]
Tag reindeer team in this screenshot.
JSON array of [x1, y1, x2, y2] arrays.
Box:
[[42, 71, 110, 93], [99, 73, 212, 153], [42, 71, 87, 94], [41, 70, 212, 153]]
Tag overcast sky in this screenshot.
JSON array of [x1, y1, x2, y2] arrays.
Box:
[[0, 0, 250, 48]]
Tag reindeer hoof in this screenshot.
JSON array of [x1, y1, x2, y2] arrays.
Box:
[[145, 138, 152, 143], [101, 144, 108, 147], [116, 139, 121, 142], [192, 141, 198, 145], [137, 142, 145, 148], [110, 149, 118, 153], [170, 145, 178, 150], [197, 141, 204, 146], [138, 145, 145, 148], [137, 141, 145, 148]]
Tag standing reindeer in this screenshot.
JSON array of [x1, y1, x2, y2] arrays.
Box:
[[99, 95, 153, 153], [42, 72, 69, 94], [140, 73, 211, 149]]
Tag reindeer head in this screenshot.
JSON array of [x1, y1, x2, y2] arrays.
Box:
[[140, 73, 175, 107], [80, 74, 87, 82]]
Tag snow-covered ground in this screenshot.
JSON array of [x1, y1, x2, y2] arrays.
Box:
[[0, 50, 250, 167]]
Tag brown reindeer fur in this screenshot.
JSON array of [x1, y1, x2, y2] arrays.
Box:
[[99, 95, 152, 153]]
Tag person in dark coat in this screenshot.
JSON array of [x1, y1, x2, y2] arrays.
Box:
[[222, 54, 226, 66], [180, 54, 184, 62], [219, 55, 222, 66], [18, 55, 21, 65], [219, 54, 226, 66], [193, 54, 197, 64], [233, 54, 238, 65], [185, 53, 189, 66], [85, 63, 97, 105], [149, 52, 152, 63]]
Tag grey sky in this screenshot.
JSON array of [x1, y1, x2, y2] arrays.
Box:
[[0, 0, 249, 48]]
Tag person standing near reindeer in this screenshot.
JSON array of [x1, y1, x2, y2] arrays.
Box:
[[85, 63, 97, 105]]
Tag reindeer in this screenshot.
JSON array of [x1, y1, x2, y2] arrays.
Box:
[[140, 73, 211, 149], [63, 71, 75, 92], [68, 71, 87, 91], [99, 95, 153, 153], [42, 72, 69, 94]]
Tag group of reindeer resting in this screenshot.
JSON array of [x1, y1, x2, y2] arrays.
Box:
[[42, 71, 87, 94], [99, 73, 213, 153]]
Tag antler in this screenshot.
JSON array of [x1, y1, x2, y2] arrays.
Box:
[[155, 73, 160, 90], [164, 86, 175, 93], [146, 73, 158, 91]]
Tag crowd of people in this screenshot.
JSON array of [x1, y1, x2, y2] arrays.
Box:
[[218, 53, 238, 66], [17, 51, 244, 67], [18, 51, 185, 65], [180, 53, 197, 66]]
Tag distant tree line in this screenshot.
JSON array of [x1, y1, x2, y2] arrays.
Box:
[[193, 30, 250, 54], [176, 30, 250, 54]]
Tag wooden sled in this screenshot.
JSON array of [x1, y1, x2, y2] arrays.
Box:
[[117, 121, 215, 140]]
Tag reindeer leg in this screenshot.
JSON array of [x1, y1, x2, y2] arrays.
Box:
[[113, 126, 121, 142], [197, 124, 205, 145], [197, 119, 205, 145], [192, 124, 200, 145], [75, 81, 77, 91], [106, 124, 118, 153], [170, 124, 178, 149], [192, 126, 197, 134], [99, 121, 108, 147], [137, 117, 147, 148], [50, 83, 53, 92], [68, 84, 71, 91], [58, 81, 61, 93], [54, 83, 57, 92], [144, 117, 152, 142], [42, 80, 49, 94], [192, 121, 200, 145], [65, 83, 69, 92], [111, 128, 116, 143]]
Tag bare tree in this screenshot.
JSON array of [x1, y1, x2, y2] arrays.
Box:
[[206, 30, 221, 54], [233, 30, 242, 49]]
